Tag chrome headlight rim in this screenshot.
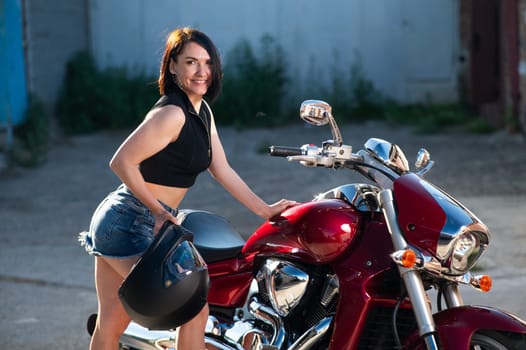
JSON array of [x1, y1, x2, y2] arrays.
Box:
[[439, 225, 489, 276]]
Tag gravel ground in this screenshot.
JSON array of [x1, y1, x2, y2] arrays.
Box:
[[0, 120, 525, 349]]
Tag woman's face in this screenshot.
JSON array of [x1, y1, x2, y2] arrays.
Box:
[[170, 41, 212, 102]]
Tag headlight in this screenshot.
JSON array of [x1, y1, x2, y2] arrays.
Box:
[[256, 259, 309, 317], [441, 225, 489, 275]]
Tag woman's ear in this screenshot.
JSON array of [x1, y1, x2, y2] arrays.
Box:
[[169, 59, 177, 75]]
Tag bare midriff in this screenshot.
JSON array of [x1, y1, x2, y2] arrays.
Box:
[[145, 182, 189, 210]]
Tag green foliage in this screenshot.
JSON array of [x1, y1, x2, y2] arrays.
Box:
[[466, 119, 496, 134], [55, 43, 499, 136], [319, 62, 386, 123], [11, 94, 50, 166], [56, 51, 158, 135], [213, 35, 289, 128], [384, 102, 494, 134]]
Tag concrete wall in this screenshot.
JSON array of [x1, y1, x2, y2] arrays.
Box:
[[89, 0, 460, 105], [23, 0, 89, 112]]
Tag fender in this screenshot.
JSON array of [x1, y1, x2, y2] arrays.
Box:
[[405, 306, 526, 349]]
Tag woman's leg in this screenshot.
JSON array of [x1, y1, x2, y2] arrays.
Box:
[[89, 256, 137, 350], [177, 303, 210, 350], [90, 255, 210, 349]]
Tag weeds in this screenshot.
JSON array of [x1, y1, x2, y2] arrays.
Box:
[[214, 35, 289, 128], [10, 94, 50, 166], [56, 51, 158, 135], [53, 37, 495, 136]]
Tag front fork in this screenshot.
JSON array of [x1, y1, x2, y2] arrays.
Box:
[[379, 190, 441, 350]]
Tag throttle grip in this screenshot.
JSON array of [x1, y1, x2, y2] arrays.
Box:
[[268, 146, 303, 157]]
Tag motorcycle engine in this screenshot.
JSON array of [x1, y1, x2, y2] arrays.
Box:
[[212, 259, 339, 349], [256, 259, 310, 317], [256, 258, 339, 328]]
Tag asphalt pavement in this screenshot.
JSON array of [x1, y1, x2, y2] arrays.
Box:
[[1, 122, 525, 349]]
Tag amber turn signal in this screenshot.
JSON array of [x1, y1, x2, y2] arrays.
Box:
[[401, 249, 417, 268], [478, 275, 492, 292]]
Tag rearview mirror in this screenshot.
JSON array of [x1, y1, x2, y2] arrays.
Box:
[[415, 148, 434, 176], [299, 100, 343, 146], [300, 100, 332, 126]]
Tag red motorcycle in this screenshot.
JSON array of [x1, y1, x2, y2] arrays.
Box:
[[102, 100, 526, 349]]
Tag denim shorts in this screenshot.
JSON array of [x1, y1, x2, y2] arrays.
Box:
[[79, 184, 178, 258]]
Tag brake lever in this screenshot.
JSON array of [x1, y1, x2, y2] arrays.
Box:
[[287, 155, 336, 167], [287, 155, 319, 167]]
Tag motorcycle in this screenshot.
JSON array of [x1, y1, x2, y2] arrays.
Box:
[[90, 100, 526, 349]]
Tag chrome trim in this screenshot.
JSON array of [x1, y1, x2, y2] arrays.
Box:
[[415, 148, 434, 176], [419, 180, 489, 259], [257, 259, 309, 317], [355, 149, 400, 187], [422, 334, 440, 350], [299, 100, 332, 126], [365, 138, 409, 173], [469, 274, 486, 290], [203, 337, 241, 350], [120, 322, 175, 350], [205, 315, 221, 336], [223, 319, 269, 349], [416, 180, 489, 276], [289, 316, 333, 350], [379, 190, 437, 338], [300, 100, 343, 146], [442, 283, 464, 308], [415, 148, 431, 169], [320, 274, 339, 307], [315, 183, 381, 212], [249, 299, 286, 348]]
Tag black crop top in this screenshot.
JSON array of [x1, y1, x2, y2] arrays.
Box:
[[139, 90, 212, 188]]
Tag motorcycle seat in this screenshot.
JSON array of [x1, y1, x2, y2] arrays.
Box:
[[177, 209, 246, 263]]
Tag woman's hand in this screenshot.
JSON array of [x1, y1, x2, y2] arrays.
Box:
[[152, 210, 179, 235], [265, 199, 299, 219]]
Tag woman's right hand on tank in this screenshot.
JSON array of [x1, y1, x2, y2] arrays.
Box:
[[153, 210, 179, 235]]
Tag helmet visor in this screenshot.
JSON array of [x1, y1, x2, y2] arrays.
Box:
[[163, 241, 207, 287]]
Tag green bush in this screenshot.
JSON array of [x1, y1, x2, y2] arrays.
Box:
[[312, 58, 387, 123], [213, 35, 289, 128], [384, 102, 494, 134], [55, 44, 496, 136], [56, 51, 158, 134], [11, 94, 50, 166]]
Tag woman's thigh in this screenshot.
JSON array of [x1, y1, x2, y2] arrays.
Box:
[[94, 257, 137, 327]]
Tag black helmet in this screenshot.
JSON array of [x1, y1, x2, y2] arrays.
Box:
[[118, 221, 209, 330]]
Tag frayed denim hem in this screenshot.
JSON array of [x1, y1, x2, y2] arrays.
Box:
[[78, 230, 143, 259]]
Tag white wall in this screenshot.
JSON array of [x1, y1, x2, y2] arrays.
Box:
[[89, 0, 460, 105]]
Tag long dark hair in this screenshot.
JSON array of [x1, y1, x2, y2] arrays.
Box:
[[158, 27, 223, 103]]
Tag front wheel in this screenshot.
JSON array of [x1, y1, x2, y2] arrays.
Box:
[[470, 331, 526, 350]]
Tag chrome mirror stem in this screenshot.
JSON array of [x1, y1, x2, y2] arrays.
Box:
[[300, 100, 343, 146], [327, 112, 343, 146]]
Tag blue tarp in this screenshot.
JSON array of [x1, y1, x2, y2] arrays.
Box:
[[1, 0, 28, 127]]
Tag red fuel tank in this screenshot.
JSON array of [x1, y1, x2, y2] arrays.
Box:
[[242, 199, 361, 264]]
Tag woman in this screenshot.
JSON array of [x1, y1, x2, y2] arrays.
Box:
[[80, 27, 296, 350]]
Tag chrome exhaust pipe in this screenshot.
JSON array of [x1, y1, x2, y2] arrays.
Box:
[[248, 299, 286, 349], [120, 322, 175, 350]]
